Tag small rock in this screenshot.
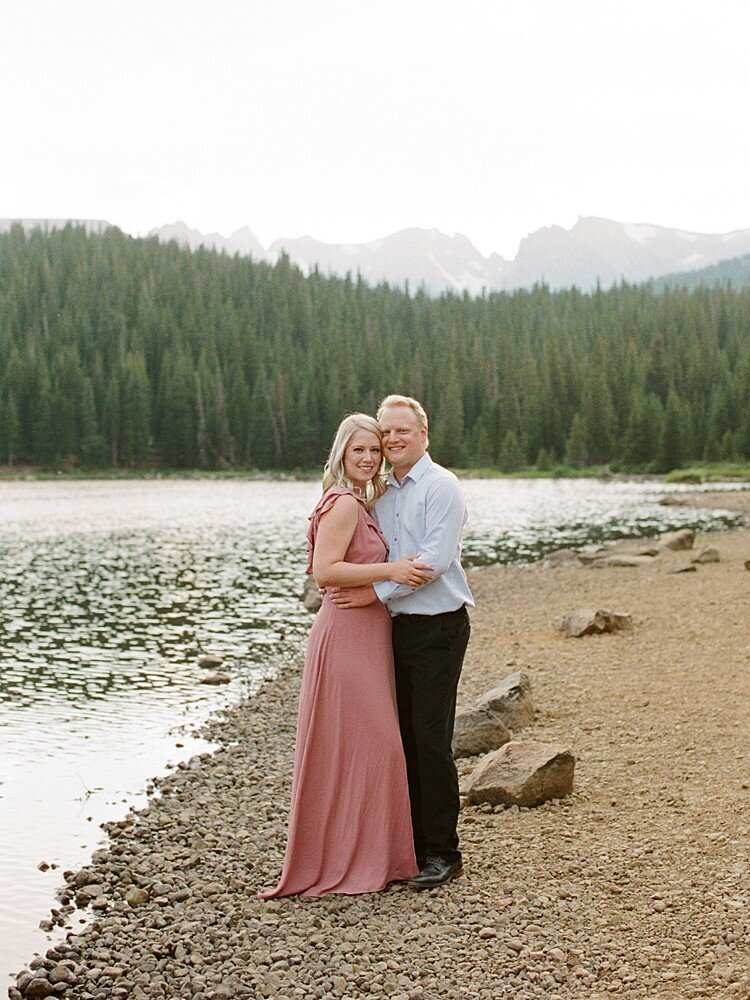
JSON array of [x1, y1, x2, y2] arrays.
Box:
[[587, 554, 654, 569], [200, 673, 231, 685], [303, 574, 323, 612], [198, 654, 224, 668], [73, 870, 99, 889], [745, 559, 750, 572], [560, 609, 632, 637], [452, 707, 510, 758], [658, 528, 695, 551], [125, 887, 149, 907], [37, 861, 50, 872], [24, 980, 54, 999], [691, 547, 720, 564], [478, 927, 496, 939], [475, 672, 534, 730], [464, 740, 575, 807], [659, 496, 687, 506], [76, 883, 105, 899], [203, 882, 225, 896], [48, 966, 75, 986], [667, 563, 697, 574]]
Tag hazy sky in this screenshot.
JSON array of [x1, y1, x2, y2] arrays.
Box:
[[2, 0, 749, 258]]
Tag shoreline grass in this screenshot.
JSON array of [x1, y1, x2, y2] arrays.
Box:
[[1, 461, 749, 484]]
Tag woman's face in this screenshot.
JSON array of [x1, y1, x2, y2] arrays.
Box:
[[343, 429, 382, 489]]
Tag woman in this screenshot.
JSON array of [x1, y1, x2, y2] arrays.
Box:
[[260, 413, 432, 898]]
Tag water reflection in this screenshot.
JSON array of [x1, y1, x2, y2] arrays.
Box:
[[460, 478, 742, 567]]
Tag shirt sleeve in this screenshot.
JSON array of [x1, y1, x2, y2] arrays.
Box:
[[373, 475, 466, 604]]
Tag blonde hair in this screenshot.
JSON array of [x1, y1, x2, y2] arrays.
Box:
[[377, 394, 429, 446], [322, 413, 388, 506]]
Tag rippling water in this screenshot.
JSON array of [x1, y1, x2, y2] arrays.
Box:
[[0, 477, 744, 980]]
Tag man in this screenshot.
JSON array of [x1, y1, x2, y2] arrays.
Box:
[[330, 395, 474, 889]]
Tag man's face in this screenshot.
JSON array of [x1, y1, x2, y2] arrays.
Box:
[[379, 405, 428, 475]]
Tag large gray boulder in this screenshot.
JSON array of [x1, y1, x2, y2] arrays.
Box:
[[303, 575, 323, 612], [475, 671, 534, 730], [658, 528, 695, 551], [560, 608, 632, 637], [464, 741, 575, 807], [452, 707, 511, 759]]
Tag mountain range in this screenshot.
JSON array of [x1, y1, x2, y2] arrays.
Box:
[[4, 216, 750, 295], [148, 217, 750, 295]]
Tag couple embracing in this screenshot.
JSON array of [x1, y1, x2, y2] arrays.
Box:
[[261, 395, 474, 898]]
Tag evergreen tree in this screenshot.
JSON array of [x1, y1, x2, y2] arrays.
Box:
[[158, 353, 198, 467], [498, 430, 524, 472], [0, 391, 21, 464], [655, 388, 686, 472], [535, 447, 552, 471], [565, 413, 589, 468], [621, 392, 664, 468], [581, 368, 616, 465], [121, 355, 151, 465]]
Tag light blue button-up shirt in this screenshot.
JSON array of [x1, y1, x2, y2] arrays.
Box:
[[372, 452, 474, 615]]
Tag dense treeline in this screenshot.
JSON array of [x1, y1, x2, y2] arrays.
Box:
[[1, 223, 749, 472], [653, 253, 750, 293]]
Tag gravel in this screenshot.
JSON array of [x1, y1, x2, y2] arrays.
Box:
[[11, 502, 750, 999]]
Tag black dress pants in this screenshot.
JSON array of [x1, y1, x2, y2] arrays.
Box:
[[391, 605, 471, 866]]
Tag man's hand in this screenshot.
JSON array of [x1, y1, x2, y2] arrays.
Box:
[[328, 584, 378, 609]]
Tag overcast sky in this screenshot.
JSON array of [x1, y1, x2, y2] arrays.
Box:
[[2, 0, 749, 258]]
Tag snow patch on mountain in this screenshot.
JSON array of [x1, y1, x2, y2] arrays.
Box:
[[623, 223, 658, 244]]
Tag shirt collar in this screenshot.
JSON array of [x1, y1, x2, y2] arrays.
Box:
[[387, 451, 433, 487]]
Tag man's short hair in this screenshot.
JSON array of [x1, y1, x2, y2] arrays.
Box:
[[376, 394, 429, 430]]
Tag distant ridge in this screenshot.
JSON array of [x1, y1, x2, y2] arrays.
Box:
[[651, 253, 750, 291], [150, 216, 750, 295]]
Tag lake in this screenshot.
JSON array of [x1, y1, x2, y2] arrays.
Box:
[[0, 476, 744, 981]]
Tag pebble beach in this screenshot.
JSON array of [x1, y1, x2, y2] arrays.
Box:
[[10, 492, 750, 1000]]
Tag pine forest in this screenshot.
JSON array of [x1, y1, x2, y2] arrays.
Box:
[[1, 223, 749, 473]]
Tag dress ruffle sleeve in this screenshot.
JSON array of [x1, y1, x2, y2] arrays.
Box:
[[305, 487, 367, 574]]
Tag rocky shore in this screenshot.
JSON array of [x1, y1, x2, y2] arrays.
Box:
[[11, 494, 750, 1000]]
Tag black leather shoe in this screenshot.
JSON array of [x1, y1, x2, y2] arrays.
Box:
[[408, 856, 463, 890]]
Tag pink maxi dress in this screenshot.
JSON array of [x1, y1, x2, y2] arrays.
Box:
[[260, 487, 418, 897]]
